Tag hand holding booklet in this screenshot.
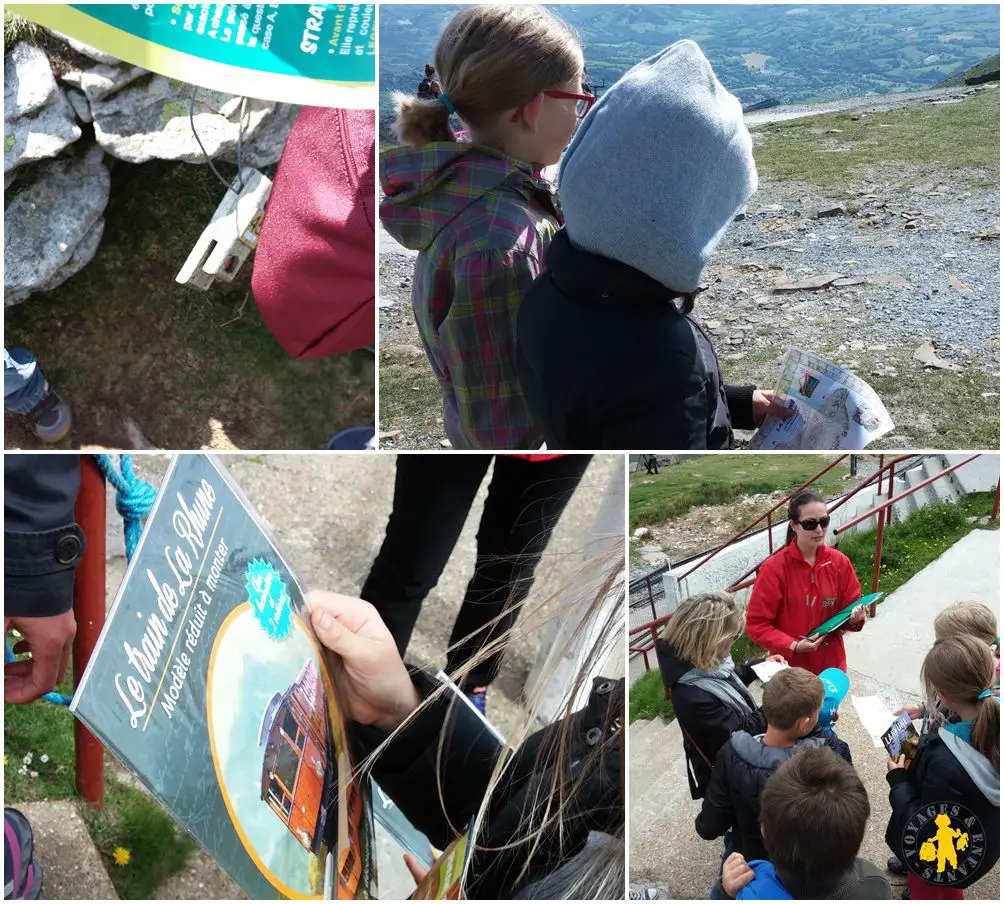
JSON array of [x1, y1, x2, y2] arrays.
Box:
[[71, 454, 377, 899], [750, 348, 894, 450]]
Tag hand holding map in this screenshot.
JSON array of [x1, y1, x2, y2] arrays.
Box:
[[750, 348, 894, 450]]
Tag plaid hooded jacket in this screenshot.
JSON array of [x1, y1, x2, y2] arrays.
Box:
[[380, 143, 562, 450]]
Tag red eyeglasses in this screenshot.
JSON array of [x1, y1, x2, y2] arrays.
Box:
[[511, 89, 596, 123]]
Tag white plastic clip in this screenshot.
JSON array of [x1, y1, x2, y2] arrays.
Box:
[[176, 166, 272, 290]]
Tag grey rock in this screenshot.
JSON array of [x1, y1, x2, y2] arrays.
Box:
[[50, 30, 122, 65], [65, 87, 93, 123], [4, 42, 58, 119], [4, 89, 81, 173], [815, 204, 848, 218], [38, 216, 105, 294], [65, 63, 148, 105], [219, 103, 301, 168], [4, 156, 110, 306], [92, 80, 275, 163]]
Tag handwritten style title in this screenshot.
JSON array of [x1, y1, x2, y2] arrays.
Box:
[[114, 477, 228, 728]]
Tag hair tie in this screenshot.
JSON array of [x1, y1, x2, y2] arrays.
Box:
[[977, 689, 998, 701], [438, 94, 456, 116]]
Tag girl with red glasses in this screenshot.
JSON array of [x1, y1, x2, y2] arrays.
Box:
[[381, 5, 590, 451]]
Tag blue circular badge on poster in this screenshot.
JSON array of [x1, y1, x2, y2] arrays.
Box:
[[244, 558, 293, 641]]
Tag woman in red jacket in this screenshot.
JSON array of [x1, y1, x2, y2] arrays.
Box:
[[746, 490, 867, 674]]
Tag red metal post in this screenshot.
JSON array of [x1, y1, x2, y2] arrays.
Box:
[[992, 480, 1000, 521], [73, 457, 106, 810]]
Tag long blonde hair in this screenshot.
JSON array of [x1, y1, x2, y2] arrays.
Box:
[[357, 535, 624, 898], [922, 635, 1000, 773], [662, 591, 744, 673], [394, 5, 583, 146]]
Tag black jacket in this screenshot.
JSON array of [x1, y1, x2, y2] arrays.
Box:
[[517, 228, 757, 450], [696, 731, 829, 861], [4, 455, 85, 618], [885, 728, 999, 889], [656, 638, 766, 799], [355, 674, 623, 899]]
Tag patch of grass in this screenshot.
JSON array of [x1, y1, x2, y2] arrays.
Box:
[[5, 159, 373, 450], [630, 454, 847, 529], [4, 11, 43, 51], [4, 643, 195, 899], [3, 676, 78, 802], [838, 491, 998, 595], [629, 633, 765, 723], [937, 53, 1000, 88], [83, 778, 196, 900], [870, 366, 1000, 450], [378, 351, 445, 448], [753, 89, 999, 189], [629, 669, 674, 722]]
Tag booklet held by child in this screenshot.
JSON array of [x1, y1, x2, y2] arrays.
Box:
[[881, 711, 922, 764], [750, 348, 894, 450], [70, 454, 376, 899]]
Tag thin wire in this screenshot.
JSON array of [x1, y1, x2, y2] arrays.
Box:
[[189, 86, 247, 195]]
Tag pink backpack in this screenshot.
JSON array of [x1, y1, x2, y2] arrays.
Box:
[[252, 108, 375, 358]]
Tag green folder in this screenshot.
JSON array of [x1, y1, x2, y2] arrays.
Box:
[[808, 592, 884, 639]]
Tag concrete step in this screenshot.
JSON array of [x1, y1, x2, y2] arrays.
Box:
[[12, 800, 118, 900]]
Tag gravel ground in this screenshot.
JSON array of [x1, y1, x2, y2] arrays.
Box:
[[379, 87, 999, 449]]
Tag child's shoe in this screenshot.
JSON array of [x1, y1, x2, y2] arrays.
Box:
[[23, 384, 71, 443], [887, 855, 908, 875], [466, 687, 487, 716]]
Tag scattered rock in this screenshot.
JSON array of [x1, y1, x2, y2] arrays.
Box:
[[90, 79, 276, 164], [815, 204, 847, 218], [913, 341, 962, 371], [773, 272, 845, 292], [971, 230, 999, 242], [868, 274, 910, 287], [219, 103, 300, 168], [831, 277, 866, 288], [4, 156, 110, 306], [633, 527, 650, 540], [5, 42, 59, 118], [948, 273, 972, 294], [439, 439, 452, 448]]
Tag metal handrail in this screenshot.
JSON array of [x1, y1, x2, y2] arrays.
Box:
[[675, 455, 847, 583], [721, 454, 919, 594], [833, 454, 982, 536]]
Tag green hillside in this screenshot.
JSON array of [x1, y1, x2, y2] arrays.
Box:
[[937, 53, 1000, 87]]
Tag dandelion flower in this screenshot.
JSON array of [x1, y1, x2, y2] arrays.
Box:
[[113, 847, 131, 867], [39, 754, 49, 764], [29, 771, 38, 778], [22, 753, 31, 765]]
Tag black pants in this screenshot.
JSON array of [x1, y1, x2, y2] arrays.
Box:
[[361, 455, 592, 689]]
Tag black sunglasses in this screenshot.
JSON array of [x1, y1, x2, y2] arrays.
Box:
[[796, 516, 831, 531]]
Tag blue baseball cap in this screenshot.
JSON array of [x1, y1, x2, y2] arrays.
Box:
[[818, 667, 850, 727]]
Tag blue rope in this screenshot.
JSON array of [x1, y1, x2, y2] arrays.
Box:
[[93, 454, 158, 560], [4, 454, 157, 708]]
